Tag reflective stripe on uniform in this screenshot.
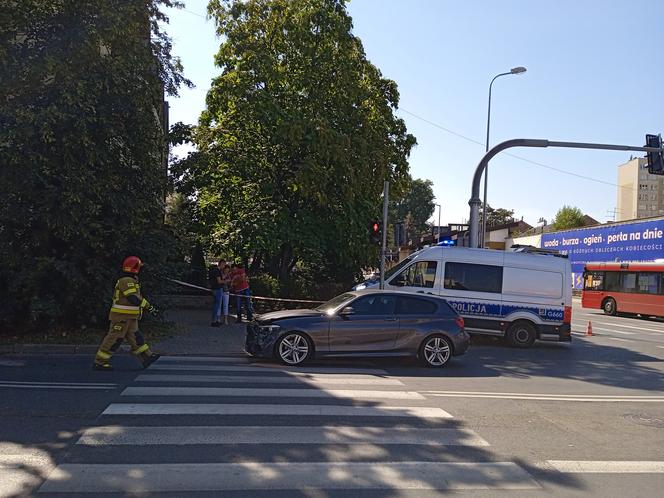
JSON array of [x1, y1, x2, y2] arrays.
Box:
[[140, 298, 149, 308], [123, 288, 138, 296], [96, 350, 111, 359], [133, 344, 149, 355], [112, 304, 140, 311], [110, 308, 140, 315]]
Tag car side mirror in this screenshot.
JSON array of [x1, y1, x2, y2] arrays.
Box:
[[340, 307, 354, 318]]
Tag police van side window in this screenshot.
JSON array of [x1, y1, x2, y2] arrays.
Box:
[[444, 262, 502, 293], [393, 261, 437, 288]]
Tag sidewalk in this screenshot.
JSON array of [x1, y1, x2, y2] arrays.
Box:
[[154, 309, 247, 356]]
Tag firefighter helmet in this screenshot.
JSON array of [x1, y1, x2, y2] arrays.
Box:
[[122, 256, 143, 274]]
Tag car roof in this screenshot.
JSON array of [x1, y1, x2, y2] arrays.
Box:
[[350, 289, 448, 301]]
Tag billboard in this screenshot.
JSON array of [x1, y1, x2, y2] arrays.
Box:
[[540, 218, 664, 288]]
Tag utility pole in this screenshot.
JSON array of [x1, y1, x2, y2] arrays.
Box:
[[380, 181, 389, 290], [468, 138, 664, 248]]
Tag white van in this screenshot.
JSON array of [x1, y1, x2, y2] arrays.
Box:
[[355, 246, 572, 347]]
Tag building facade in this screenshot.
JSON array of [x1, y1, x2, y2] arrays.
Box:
[[617, 157, 664, 221]]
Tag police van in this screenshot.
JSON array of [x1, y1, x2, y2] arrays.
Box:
[[355, 245, 572, 347]]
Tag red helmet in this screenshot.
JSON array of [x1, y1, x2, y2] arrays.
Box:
[[122, 256, 143, 274]]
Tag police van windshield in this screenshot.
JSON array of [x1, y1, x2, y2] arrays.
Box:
[[384, 255, 414, 281]]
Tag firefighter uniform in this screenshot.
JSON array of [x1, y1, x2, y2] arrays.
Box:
[[94, 257, 160, 370]]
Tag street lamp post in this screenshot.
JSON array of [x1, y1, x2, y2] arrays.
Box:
[[435, 204, 442, 243], [481, 66, 526, 247]]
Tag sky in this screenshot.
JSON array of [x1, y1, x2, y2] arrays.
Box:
[[163, 0, 664, 227]]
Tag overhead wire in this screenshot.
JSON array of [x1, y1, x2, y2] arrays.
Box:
[[398, 108, 641, 193]]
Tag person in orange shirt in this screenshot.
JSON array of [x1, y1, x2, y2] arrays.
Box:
[[231, 263, 253, 323]]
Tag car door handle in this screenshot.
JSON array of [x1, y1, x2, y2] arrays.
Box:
[[384, 317, 397, 322]]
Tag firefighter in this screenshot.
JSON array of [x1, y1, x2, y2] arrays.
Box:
[[93, 256, 161, 371]]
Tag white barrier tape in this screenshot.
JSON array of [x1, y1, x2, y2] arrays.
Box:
[[166, 278, 326, 304]]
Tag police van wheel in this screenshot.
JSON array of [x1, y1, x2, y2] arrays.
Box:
[[506, 321, 536, 348], [602, 298, 617, 316]]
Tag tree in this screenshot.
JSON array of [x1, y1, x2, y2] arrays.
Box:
[[0, 1, 191, 330], [552, 205, 586, 230], [480, 205, 515, 227], [184, 0, 416, 282], [392, 177, 435, 243]]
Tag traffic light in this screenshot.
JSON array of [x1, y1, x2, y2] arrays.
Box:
[[369, 221, 382, 245], [646, 134, 664, 175]]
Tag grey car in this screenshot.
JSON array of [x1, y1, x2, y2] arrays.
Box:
[[245, 289, 469, 367]]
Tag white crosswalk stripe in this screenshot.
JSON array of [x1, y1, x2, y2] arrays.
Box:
[[135, 373, 405, 385], [38, 356, 540, 494], [121, 386, 425, 400]]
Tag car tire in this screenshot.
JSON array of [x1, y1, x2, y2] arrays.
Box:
[[275, 332, 312, 366], [419, 334, 453, 368], [602, 297, 617, 316], [505, 321, 537, 348]]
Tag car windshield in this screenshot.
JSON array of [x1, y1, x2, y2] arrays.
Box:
[[314, 292, 356, 312]]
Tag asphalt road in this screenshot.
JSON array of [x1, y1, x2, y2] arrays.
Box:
[[2, 299, 664, 497]]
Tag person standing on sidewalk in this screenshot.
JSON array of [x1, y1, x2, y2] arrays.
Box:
[[231, 263, 253, 323], [93, 256, 160, 371], [208, 259, 225, 327], [220, 264, 232, 325]]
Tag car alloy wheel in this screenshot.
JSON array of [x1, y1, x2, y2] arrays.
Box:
[[277, 332, 310, 365], [421, 335, 452, 367]]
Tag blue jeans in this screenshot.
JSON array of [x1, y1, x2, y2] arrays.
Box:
[[211, 288, 223, 322], [235, 288, 253, 321]]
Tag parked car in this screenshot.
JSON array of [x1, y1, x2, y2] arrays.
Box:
[[245, 289, 469, 367]]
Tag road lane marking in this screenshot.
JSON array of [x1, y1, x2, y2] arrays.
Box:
[[121, 386, 425, 400], [423, 391, 664, 402], [147, 364, 389, 375], [606, 337, 633, 343], [38, 462, 539, 492], [545, 461, 664, 473], [154, 356, 249, 363], [135, 374, 404, 386], [102, 403, 453, 418], [0, 381, 117, 390], [77, 425, 488, 446], [574, 319, 664, 334], [572, 323, 634, 335]]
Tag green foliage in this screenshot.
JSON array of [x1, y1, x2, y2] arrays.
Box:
[[392, 177, 435, 243], [178, 0, 415, 283], [552, 205, 586, 230], [481, 205, 515, 227], [250, 273, 281, 298], [0, 0, 190, 331]]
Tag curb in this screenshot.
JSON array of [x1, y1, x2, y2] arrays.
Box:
[[0, 344, 98, 355]]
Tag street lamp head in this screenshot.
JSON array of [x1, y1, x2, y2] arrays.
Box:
[[510, 66, 527, 74]]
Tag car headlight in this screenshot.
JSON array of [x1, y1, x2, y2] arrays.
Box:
[[258, 324, 281, 335], [354, 284, 366, 291]]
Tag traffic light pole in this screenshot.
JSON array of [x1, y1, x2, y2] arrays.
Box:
[[468, 138, 664, 248], [380, 181, 389, 289]]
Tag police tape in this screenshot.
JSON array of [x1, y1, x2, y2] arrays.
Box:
[[166, 278, 326, 304]]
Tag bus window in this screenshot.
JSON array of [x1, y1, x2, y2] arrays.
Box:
[[621, 272, 638, 293], [605, 272, 620, 292], [584, 271, 604, 290], [638, 273, 658, 294]]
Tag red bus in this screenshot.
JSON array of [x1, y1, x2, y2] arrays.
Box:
[[582, 262, 664, 317]]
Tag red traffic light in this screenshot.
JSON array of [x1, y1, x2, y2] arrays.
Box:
[[372, 222, 380, 233]]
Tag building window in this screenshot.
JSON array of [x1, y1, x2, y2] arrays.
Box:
[[639, 184, 648, 190]]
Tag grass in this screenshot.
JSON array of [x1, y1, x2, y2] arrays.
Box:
[[0, 320, 178, 345]]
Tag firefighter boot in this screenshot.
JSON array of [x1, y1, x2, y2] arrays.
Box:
[[141, 352, 161, 369], [92, 362, 114, 371]]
